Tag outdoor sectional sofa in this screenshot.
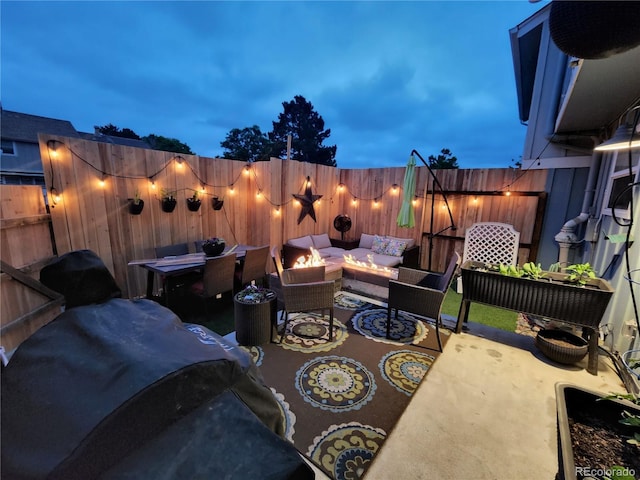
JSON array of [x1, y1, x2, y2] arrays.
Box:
[[282, 233, 420, 269]]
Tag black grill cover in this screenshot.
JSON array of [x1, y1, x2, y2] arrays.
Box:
[[39, 249, 122, 308], [1, 298, 306, 479]]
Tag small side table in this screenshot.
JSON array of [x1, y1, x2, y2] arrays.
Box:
[[330, 238, 359, 250], [234, 289, 277, 346]]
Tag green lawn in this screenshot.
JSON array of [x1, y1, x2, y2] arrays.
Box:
[[179, 286, 519, 337], [441, 287, 518, 332]]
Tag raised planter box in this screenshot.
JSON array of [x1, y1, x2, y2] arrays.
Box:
[[457, 261, 615, 374], [555, 383, 640, 480]]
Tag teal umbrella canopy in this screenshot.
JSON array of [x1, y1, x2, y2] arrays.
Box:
[[397, 155, 417, 228]]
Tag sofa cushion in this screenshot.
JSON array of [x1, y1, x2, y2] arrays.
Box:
[[372, 235, 390, 254], [368, 253, 403, 267], [311, 233, 332, 249], [287, 235, 313, 249], [384, 238, 408, 257], [317, 247, 346, 259], [387, 236, 416, 248], [358, 233, 375, 249], [344, 248, 372, 261]]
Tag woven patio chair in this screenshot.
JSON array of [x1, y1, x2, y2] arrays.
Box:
[[234, 245, 270, 292], [154, 243, 194, 301], [387, 252, 461, 352], [271, 246, 335, 342], [188, 253, 237, 317]]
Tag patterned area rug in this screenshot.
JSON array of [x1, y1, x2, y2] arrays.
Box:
[[241, 292, 450, 480]]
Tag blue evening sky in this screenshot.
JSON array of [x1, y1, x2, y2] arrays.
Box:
[[1, 1, 548, 169]]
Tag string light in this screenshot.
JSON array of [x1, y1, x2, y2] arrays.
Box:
[[48, 141, 59, 159], [243, 164, 251, 175], [338, 183, 345, 192], [392, 184, 399, 194], [50, 187, 61, 205]]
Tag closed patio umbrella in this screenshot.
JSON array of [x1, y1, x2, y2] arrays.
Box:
[[396, 155, 416, 228]]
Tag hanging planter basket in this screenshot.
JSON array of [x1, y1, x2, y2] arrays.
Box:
[[161, 198, 177, 213], [212, 197, 224, 211], [128, 199, 144, 215], [186, 198, 201, 212]]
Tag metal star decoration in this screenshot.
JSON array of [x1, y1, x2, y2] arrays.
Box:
[[293, 176, 322, 224]]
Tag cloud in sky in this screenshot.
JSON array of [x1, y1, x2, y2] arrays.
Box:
[[1, 1, 545, 169]]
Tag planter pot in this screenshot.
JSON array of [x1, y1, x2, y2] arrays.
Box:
[[234, 291, 277, 346], [535, 329, 588, 365], [128, 199, 144, 215], [212, 197, 224, 211], [460, 261, 615, 328], [458, 261, 615, 375], [186, 199, 201, 212], [161, 198, 177, 213], [555, 383, 640, 480], [202, 242, 225, 257]]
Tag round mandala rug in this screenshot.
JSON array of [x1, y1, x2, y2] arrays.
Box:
[[379, 349, 436, 395], [270, 388, 296, 443], [295, 355, 376, 412], [334, 293, 370, 310], [307, 422, 386, 480], [239, 345, 264, 366], [279, 315, 348, 353], [351, 307, 428, 344]]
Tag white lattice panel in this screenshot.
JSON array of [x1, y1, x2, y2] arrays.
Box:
[[458, 222, 520, 292]]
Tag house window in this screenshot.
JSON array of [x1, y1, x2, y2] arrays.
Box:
[[1, 140, 16, 155], [601, 150, 639, 220]]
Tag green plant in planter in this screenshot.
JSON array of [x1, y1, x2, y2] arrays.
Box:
[[600, 393, 640, 447], [186, 190, 201, 211], [565, 263, 597, 286], [499, 263, 523, 277], [160, 188, 177, 213], [521, 262, 545, 280], [129, 188, 144, 214]]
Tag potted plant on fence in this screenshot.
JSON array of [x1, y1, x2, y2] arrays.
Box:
[[128, 189, 144, 215], [201, 237, 225, 257], [186, 191, 202, 212], [160, 189, 177, 213], [212, 196, 224, 211]]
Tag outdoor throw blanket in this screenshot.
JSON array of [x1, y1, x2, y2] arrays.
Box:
[[2, 251, 310, 479]]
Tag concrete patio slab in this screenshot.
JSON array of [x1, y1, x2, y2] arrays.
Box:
[[364, 321, 625, 480]]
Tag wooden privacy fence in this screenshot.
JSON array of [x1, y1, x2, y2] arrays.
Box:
[[0, 185, 63, 352], [4, 136, 548, 312]]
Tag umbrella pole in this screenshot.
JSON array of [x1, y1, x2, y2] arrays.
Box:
[[410, 149, 457, 271]]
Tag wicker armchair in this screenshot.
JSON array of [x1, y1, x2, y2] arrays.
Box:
[[234, 245, 270, 291], [188, 253, 237, 316], [271, 247, 335, 342], [387, 252, 461, 351]]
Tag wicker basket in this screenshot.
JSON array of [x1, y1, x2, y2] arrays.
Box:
[[234, 293, 276, 346], [535, 329, 588, 365]]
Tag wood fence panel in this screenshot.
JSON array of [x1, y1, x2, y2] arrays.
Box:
[[34, 135, 549, 297], [0, 186, 63, 351]]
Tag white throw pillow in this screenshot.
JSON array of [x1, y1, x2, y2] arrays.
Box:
[[311, 233, 332, 249], [359, 233, 375, 249]]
